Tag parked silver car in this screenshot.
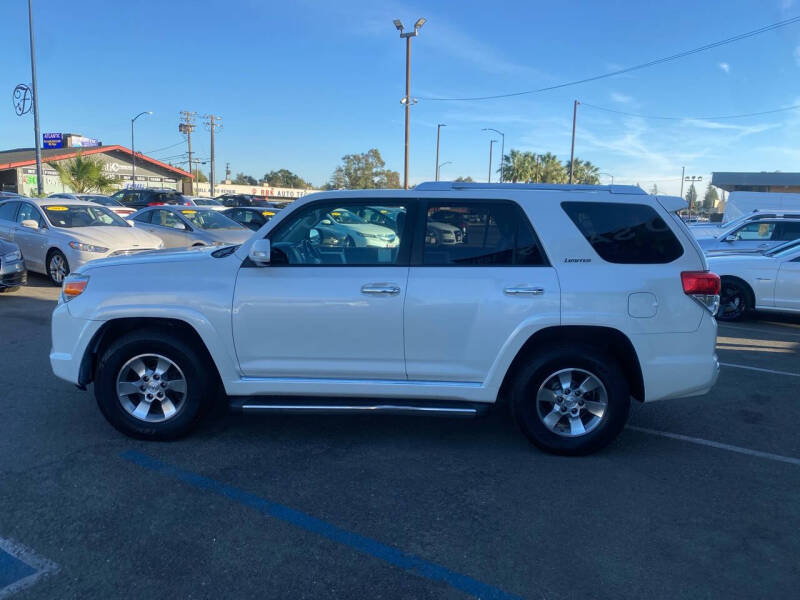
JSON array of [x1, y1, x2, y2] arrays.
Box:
[[130, 206, 252, 248], [0, 238, 26, 293], [696, 216, 800, 253]]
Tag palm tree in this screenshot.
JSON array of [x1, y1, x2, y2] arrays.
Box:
[[568, 158, 600, 184], [537, 153, 567, 183], [48, 152, 116, 194]]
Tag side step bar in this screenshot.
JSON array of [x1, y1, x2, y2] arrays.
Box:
[[229, 397, 488, 418]]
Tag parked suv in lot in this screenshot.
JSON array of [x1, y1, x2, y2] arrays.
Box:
[[50, 182, 720, 455]]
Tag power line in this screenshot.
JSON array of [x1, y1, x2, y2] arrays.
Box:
[[420, 15, 800, 101], [580, 101, 800, 121], [144, 140, 186, 154]]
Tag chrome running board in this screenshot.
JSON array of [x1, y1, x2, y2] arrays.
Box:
[[229, 398, 487, 418]]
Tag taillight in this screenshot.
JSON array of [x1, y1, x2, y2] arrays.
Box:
[[681, 271, 720, 315], [147, 202, 165, 206]]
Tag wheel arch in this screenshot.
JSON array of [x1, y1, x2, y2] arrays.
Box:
[[719, 274, 756, 308], [498, 325, 645, 404], [79, 317, 223, 389]]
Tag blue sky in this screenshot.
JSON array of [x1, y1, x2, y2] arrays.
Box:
[[3, 0, 800, 195]]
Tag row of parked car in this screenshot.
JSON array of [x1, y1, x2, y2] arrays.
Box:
[[689, 210, 800, 320], [0, 189, 293, 288]]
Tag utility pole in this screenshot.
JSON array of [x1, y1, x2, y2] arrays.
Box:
[[394, 18, 426, 189], [225, 162, 231, 184], [435, 123, 446, 182], [27, 0, 43, 195], [683, 174, 703, 220], [204, 114, 222, 196], [131, 111, 152, 189], [680, 166, 686, 199], [179, 111, 197, 195], [569, 100, 579, 184], [488, 139, 497, 183]]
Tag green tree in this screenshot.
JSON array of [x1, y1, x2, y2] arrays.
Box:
[[501, 150, 537, 183], [326, 149, 401, 189], [703, 184, 719, 213], [568, 158, 600, 184], [48, 153, 116, 194], [537, 153, 567, 183], [263, 169, 311, 189], [454, 176, 474, 182], [685, 183, 698, 212], [194, 170, 208, 183], [233, 172, 258, 185]]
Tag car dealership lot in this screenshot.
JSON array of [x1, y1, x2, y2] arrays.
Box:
[[1, 276, 800, 599]]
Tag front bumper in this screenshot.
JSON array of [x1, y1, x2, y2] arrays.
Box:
[[50, 302, 103, 385]]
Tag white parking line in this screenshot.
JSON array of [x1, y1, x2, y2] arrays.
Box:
[[720, 362, 800, 378], [627, 426, 800, 467]]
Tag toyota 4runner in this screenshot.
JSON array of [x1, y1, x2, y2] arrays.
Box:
[[50, 182, 720, 455]]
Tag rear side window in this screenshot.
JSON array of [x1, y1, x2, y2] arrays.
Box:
[[562, 202, 683, 264], [423, 202, 548, 266], [0, 201, 19, 221]]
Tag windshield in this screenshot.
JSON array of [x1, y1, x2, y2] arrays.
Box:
[[766, 239, 800, 257], [178, 209, 243, 230], [43, 205, 129, 228], [329, 209, 365, 225], [194, 198, 221, 206]]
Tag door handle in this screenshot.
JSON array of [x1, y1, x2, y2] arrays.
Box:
[[361, 283, 401, 296], [504, 286, 544, 296]]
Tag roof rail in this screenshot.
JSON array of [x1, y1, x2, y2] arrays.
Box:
[[413, 181, 646, 195]]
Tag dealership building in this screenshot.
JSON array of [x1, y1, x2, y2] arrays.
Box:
[[0, 145, 193, 196], [711, 171, 800, 194]]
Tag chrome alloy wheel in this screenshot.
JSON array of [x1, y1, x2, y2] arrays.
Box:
[[116, 354, 187, 422], [49, 254, 68, 284], [536, 368, 608, 437]]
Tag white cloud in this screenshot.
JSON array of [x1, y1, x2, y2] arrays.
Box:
[[610, 92, 633, 104], [719, 62, 730, 73]]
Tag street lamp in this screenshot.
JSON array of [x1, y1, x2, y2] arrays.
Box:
[[131, 111, 152, 189], [435, 123, 446, 182], [394, 17, 426, 189], [488, 140, 497, 183], [438, 161, 452, 179], [482, 128, 505, 182], [598, 172, 614, 185], [27, 0, 43, 196]]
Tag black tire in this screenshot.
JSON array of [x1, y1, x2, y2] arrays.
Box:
[[717, 279, 751, 321], [94, 328, 215, 440], [46, 249, 69, 286], [511, 344, 630, 456], [0, 287, 20, 294]]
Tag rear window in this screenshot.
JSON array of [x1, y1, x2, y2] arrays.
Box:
[[562, 202, 683, 264]]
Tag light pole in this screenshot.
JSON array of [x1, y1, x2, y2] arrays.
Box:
[[438, 161, 452, 179], [435, 123, 446, 181], [569, 100, 579, 184], [394, 17, 426, 189], [488, 140, 497, 183], [684, 174, 703, 219], [599, 172, 614, 185], [482, 128, 504, 182], [27, 0, 43, 195], [131, 111, 152, 189]]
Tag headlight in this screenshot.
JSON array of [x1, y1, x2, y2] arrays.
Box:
[[69, 241, 108, 253], [2, 250, 21, 262], [61, 274, 89, 302]]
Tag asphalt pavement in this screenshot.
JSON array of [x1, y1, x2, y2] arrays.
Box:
[[1, 273, 799, 599]]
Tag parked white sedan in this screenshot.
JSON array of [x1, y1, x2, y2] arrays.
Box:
[[707, 238, 800, 320], [0, 197, 164, 285]]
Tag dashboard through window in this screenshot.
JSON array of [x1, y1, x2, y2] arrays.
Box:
[[269, 201, 409, 266]]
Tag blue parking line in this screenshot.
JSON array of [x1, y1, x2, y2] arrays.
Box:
[[0, 549, 36, 591], [121, 450, 522, 600]]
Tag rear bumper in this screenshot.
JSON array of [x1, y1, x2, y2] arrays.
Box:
[[0, 263, 26, 288], [632, 312, 720, 401]]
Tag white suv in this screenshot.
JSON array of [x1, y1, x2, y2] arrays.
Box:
[[50, 182, 720, 455]]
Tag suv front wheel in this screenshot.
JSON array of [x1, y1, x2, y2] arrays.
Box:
[[511, 344, 630, 455], [94, 329, 215, 439]]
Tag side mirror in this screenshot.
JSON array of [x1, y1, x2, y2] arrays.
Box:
[[174, 222, 186, 231], [724, 234, 736, 242], [320, 219, 332, 226], [309, 228, 321, 246], [21, 219, 39, 230], [126, 219, 136, 227], [249, 238, 271, 266]]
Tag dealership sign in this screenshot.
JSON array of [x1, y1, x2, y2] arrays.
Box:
[[43, 133, 64, 148]]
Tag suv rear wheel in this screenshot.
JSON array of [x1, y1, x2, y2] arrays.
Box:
[[511, 344, 630, 455], [94, 329, 214, 439]]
